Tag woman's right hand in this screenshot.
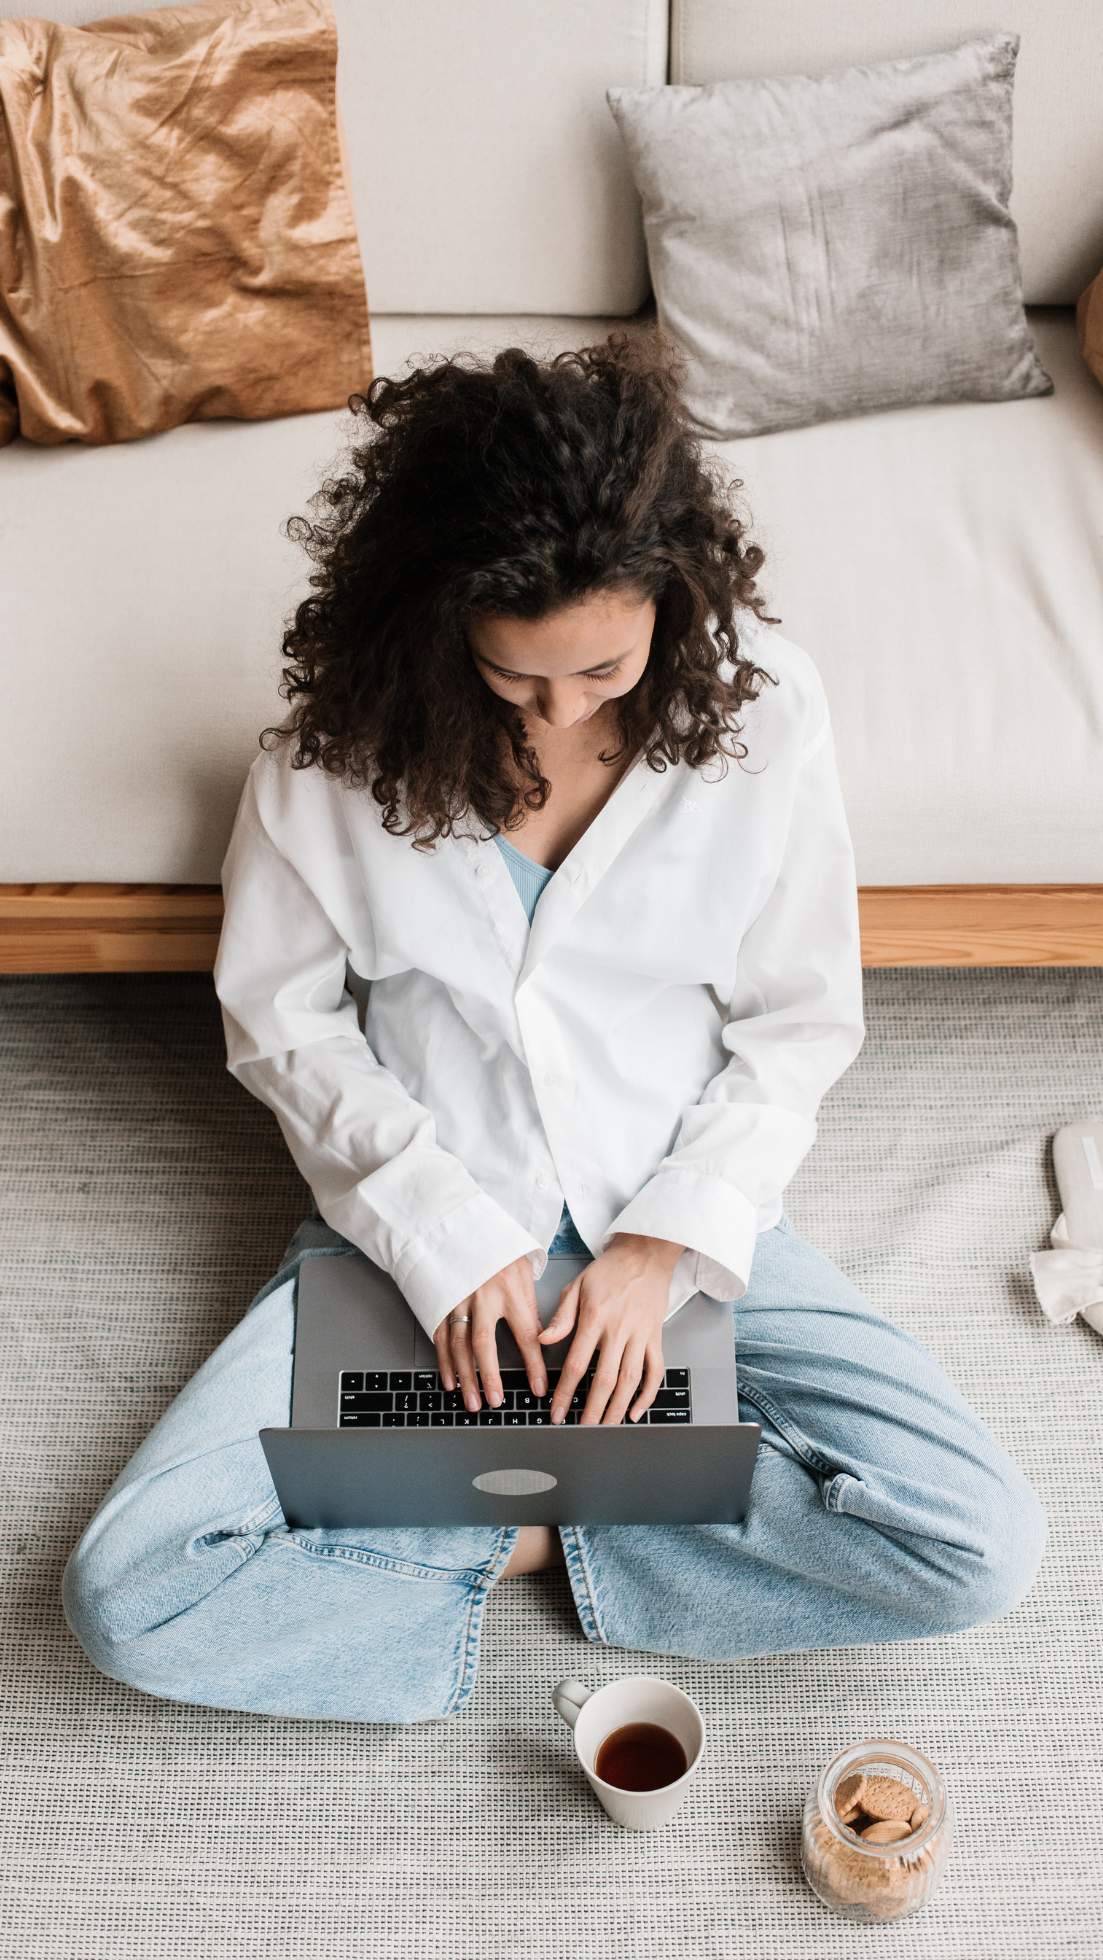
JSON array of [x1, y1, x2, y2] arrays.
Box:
[[434, 1256, 547, 1412]]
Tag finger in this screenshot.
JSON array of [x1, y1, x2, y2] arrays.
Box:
[[601, 1340, 647, 1428], [539, 1276, 581, 1346], [434, 1321, 455, 1392], [472, 1306, 504, 1408], [580, 1339, 627, 1426], [450, 1315, 482, 1412], [550, 1321, 599, 1424], [629, 1342, 666, 1423], [502, 1293, 548, 1397]]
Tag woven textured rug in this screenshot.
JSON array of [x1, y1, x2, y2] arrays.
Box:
[[1, 969, 1101, 1958]]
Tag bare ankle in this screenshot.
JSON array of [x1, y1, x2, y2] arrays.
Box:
[[501, 1525, 565, 1577]]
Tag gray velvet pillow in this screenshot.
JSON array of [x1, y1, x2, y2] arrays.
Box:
[[608, 34, 1052, 439]]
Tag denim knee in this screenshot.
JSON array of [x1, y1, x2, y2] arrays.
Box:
[[939, 1474, 1047, 1633], [62, 1531, 151, 1686]]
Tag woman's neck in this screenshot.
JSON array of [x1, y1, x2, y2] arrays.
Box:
[[503, 702, 636, 870]]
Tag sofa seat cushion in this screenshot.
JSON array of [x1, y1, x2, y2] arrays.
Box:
[[714, 306, 1103, 882], [1, 310, 1100, 886]]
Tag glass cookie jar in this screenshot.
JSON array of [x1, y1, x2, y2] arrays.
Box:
[[801, 1740, 954, 1923]]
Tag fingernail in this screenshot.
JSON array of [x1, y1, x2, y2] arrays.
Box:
[[466, 1394, 480, 1411], [534, 1377, 547, 1395], [490, 1393, 502, 1408]]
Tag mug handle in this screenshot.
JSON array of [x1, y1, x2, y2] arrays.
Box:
[[552, 1679, 592, 1730]]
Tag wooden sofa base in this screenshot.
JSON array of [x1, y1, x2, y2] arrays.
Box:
[[1, 883, 1102, 974]]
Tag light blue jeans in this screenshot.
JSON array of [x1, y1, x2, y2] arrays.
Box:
[[63, 1218, 1046, 1722]]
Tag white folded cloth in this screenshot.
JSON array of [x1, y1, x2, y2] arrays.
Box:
[[1030, 1214, 1103, 1334]]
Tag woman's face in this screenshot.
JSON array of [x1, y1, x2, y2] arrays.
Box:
[[467, 587, 656, 732]]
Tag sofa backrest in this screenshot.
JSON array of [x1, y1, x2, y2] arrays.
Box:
[[673, 0, 1103, 305], [336, 0, 668, 316], [5, 0, 1099, 310]]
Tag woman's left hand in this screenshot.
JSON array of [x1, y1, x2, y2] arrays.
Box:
[[539, 1233, 686, 1426]]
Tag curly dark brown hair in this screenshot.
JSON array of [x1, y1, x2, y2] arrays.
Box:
[[269, 332, 777, 841]]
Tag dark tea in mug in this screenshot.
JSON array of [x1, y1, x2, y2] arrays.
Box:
[[594, 1722, 688, 1792]]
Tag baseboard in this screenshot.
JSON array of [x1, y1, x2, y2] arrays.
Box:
[[856, 885, 1103, 966], [0, 884, 225, 974], [2, 882, 1102, 975]]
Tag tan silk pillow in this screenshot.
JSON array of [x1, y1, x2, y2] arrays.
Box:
[[0, 0, 371, 446]]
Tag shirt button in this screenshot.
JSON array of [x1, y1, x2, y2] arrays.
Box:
[[536, 1174, 549, 1189], [475, 863, 491, 879]]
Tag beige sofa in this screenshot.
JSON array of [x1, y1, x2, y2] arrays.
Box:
[[2, 0, 1102, 967]]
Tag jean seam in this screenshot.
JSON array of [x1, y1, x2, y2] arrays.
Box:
[[560, 1527, 604, 1643], [443, 1530, 514, 1716], [736, 1379, 839, 1476], [822, 1472, 852, 1514], [283, 1536, 499, 1586], [237, 1495, 283, 1536]]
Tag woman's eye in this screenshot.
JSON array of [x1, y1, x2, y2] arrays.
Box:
[[583, 663, 622, 682]]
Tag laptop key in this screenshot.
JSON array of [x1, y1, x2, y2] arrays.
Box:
[[342, 1392, 392, 1412], [648, 1408, 691, 1423], [431, 1413, 454, 1426], [664, 1369, 689, 1388], [389, 1372, 412, 1390], [500, 1372, 529, 1392], [503, 1412, 527, 1427], [407, 1412, 431, 1427], [526, 1411, 552, 1425], [479, 1411, 503, 1426], [419, 1392, 442, 1411], [339, 1372, 363, 1391], [454, 1411, 479, 1427], [381, 1412, 405, 1427], [364, 1372, 389, 1392], [394, 1391, 418, 1413], [413, 1372, 436, 1391], [653, 1389, 690, 1409], [442, 1390, 465, 1412], [339, 1412, 381, 1427], [515, 1391, 540, 1411]]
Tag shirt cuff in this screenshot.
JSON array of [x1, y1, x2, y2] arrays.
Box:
[[323, 1186, 545, 1341], [604, 1168, 759, 1305]]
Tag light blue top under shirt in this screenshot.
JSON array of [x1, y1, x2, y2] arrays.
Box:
[[494, 836, 590, 1259]]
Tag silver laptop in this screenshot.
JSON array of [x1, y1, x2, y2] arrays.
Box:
[[260, 1252, 760, 1527]]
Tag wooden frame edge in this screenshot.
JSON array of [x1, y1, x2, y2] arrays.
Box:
[[1, 882, 1102, 974]]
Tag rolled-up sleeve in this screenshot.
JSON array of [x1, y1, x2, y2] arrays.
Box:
[[214, 776, 541, 1339], [604, 707, 864, 1300]]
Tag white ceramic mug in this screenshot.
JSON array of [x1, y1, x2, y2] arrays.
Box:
[[552, 1674, 706, 1830]]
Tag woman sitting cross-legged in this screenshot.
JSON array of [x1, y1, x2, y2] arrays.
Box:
[[63, 337, 1046, 1719]]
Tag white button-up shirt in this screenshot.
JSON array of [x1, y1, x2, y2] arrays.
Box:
[[215, 623, 864, 1340]]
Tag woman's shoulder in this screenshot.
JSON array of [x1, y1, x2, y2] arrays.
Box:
[[728, 613, 830, 762], [246, 740, 377, 846]]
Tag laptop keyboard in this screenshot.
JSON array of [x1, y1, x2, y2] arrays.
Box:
[[337, 1367, 692, 1426]]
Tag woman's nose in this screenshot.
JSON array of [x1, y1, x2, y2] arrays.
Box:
[[533, 680, 586, 727]]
